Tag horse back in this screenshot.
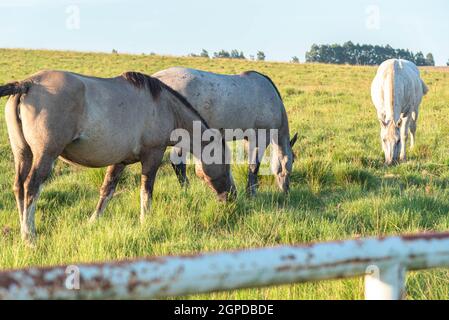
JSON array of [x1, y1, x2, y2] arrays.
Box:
[[372, 59, 425, 122], [19, 70, 171, 167], [153, 67, 285, 131]]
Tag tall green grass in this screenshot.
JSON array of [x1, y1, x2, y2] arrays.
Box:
[[0, 49, 448, 299]]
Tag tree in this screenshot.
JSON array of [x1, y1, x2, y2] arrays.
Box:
[[343, 41, 356, 64], [200, 49, 209, 58], [257, 51, 266, 61], [414, 51, 426, 66], [291, 56, 300, 63], [447, 59, 449, 66], [425, 53, 435, 66], [214, 50, 230, 59], [213, 49, 247, 59], [230, 49, 245, 59], [305, 42, 436, 66], [305, 44, 320, 63]]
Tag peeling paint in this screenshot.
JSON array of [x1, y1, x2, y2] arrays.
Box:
[[1, 232, 449, 300]]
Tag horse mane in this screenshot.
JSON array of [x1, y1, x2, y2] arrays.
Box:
[[122, 71, 163, 101], [242, 71, 283, 102], [123, 71, 228, 155], [122, 71, 210, 129]]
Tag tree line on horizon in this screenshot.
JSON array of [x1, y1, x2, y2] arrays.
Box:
[[184, 42, 446, 66], [305, 41, 435, 66], [188, 49, 302, 64], [188, 49, 268, 61]]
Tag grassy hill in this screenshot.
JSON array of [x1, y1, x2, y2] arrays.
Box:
[[0, 49, 448, 299]]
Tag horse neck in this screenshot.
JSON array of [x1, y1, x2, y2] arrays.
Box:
[[274, 115, 291, 154], [164, 91, 210, 159], [177, 111, 206, 139]]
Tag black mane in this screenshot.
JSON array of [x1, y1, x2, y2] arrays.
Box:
[[122, 71, 210, 129]]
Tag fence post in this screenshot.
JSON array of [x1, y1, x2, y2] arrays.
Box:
[[364, 263, 406, 300]]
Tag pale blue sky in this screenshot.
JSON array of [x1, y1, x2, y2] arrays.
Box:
[[0, 0, 448, 65]]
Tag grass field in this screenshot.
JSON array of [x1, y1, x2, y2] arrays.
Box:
[[0, 48, 448, 299]]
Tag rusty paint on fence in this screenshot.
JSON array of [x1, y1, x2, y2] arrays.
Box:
[[1, 232, 449, 300]]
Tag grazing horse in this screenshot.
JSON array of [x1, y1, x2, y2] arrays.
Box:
[[371, 59, 428, 165], [153, 67, 298, 196], [1, 70, 235, 243]]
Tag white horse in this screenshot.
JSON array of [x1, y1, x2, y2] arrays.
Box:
[[153, 67, 298, 195], [371, 59, 428, 165]]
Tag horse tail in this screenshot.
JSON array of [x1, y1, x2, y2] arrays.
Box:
[[2, 80, 32, 151], [0, 81, 31, 148], [0, 81, 31, 98], [4, 89, 30, 159]]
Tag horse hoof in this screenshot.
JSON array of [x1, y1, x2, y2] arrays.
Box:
[[88, 214, 99, 224], [245, 190, 256, 198], [245, 185, 257, 198], [26, 240, 37, 249], [181, 178, 190, 189], [21, 233, 37, 248]]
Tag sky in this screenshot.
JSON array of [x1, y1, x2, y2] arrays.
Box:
[[0, 0, 448, 65]]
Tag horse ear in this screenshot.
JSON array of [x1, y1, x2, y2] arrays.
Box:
[[422, 80, 429, 96], [290, 133, 299, 147]]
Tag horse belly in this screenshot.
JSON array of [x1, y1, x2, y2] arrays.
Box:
[[64, 85, 147, 167], [60, 134, 141, 168]]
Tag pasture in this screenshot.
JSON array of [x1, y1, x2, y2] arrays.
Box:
[[0, 48, 448, 299]]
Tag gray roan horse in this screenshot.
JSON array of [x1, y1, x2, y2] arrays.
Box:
[[0, 70, 235, 243], [153, 67, 298, 196]]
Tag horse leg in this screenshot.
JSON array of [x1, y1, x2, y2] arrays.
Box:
[[5, 96, 33, 237], [140, 147, 165, 223], [409, 115, 417, 149], [89, 164, 126, 223], [400, 117, 409, 162], [245, 142, 261, 197], [170, 147, 189, 188], [13, 148, 33, 229], [22, 153, 56, 243], [245, 134, 268, 197]]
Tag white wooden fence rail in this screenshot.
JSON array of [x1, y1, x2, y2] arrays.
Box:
[[1, 232, 449, 300]]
